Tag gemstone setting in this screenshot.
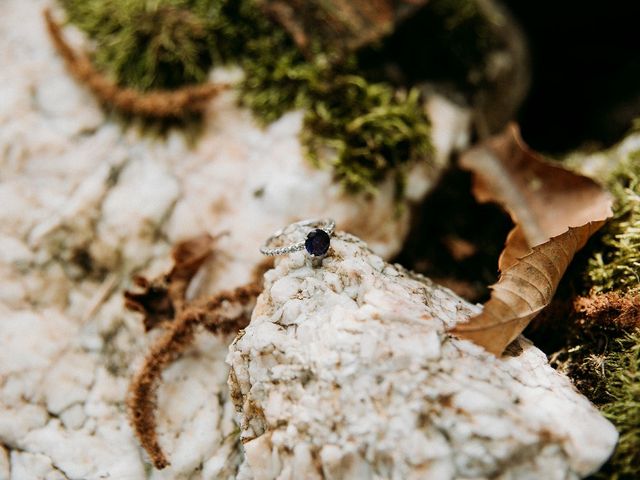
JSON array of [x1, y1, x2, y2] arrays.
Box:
[[305, 229, 331, 257]]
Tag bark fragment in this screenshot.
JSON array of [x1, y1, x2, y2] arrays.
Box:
[[573, 292, 640, 332], [124, 234, 215, 331]]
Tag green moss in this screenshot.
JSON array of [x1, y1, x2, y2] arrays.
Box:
[[61, 0, 218, 90], [587, 151, 640, 294], [561, 144, 640, 479], [545, 298, 639, 480], [595, 332, 640, 480], [60, 0, 432, 194], [303, 78, 432, 193], [207, 0, 433, 193]]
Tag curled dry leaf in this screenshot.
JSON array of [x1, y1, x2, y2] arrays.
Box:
[[451, 124, 613, 356]]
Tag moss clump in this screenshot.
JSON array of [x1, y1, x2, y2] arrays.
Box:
[[303, 79, 431, 193], [542, 292, 640, 480], [61, 0, 218, 90], [587, 150, 640, 294], [596, 332, 640, 480], [60, 0, 432, 194], [214, 1, 433, 194], [558, 144, 640, 479]]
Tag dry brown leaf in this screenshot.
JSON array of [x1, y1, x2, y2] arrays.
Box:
[[450, 124, 613, 356]]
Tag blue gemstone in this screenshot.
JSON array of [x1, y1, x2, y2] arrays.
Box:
[[305, 229, 330, 256]]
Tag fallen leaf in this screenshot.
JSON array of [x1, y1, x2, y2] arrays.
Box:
[[450, 124, 613, 355]]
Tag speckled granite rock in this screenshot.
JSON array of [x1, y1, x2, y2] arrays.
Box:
[[0, 1, 469, 478], [228, 232, 618, 480]]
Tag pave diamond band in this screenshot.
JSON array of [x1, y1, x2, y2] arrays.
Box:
[[260, 218, 335, 257]]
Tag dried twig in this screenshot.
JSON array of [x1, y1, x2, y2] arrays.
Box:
[[126, 277, 266, 468], [43, 9, 229, 118], [127, 312, 201, 469], [125, 234, 272, 469]]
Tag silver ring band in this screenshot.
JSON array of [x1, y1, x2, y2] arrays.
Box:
[[260, 218, 336, 256]]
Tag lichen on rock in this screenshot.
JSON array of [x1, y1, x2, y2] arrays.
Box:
[[227, 232, 617, 479]]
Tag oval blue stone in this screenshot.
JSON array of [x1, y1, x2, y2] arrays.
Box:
[[305, 229, 330, 256]]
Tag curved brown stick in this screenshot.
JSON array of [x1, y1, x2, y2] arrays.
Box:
[[127, 311, 202, 469], [127, 259, 272, 469], [43, 9, 230, 118]]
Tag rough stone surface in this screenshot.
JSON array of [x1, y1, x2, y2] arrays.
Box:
[[0, 1, 469, 478], [228, 233, 618, 480]]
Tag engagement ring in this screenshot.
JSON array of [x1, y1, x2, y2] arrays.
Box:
[[260, 218, 335, 266]]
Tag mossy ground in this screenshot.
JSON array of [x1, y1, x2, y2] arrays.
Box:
[[580, 148, 640, 479], [527, 145, 640, 479], [587, 152, 640, 294], [60, 0, 217, 90], [596, 332, 640, 480]]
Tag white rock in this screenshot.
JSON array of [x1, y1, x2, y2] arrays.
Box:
[[0, 403, 48, 449], [21, 420, 145, 480], [228, 233, 618, 479], [564, 130, 640, 180], [0, 308, 77, 405], [0, 0, 470, 477], [42, 351, 96, 415], [0, 446, 8, 480], [9, 451, 67, 480]]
